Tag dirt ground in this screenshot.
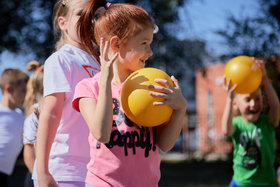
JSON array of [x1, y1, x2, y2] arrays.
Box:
[[9, 155, 233, 187]]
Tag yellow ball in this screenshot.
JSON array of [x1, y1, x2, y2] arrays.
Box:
[[224, 56, 262, 94], [121, 68, 174, 127]]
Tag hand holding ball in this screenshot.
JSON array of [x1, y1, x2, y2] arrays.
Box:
[[121, 68, 174, 127], [224, 56, 262, 94]]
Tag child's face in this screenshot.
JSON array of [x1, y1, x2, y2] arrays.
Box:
[[63, 0, 89, 47], [235, 89, 263, 122], [10, 82, 27, 108], [119, 27, 154, 72]]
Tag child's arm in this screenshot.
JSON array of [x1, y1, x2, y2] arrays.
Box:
[[221, 78, 236, 136], [79, 39, 118, 143], [23, 144, 35, 173], [79, 81, 113, 143], [36, 93, 64, 187], [258, 59, 280, 127], [151, 76, 187, 152]]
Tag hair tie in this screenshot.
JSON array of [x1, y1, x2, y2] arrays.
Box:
[[105, 2, 111, 10], [93, 2, 111, 21]]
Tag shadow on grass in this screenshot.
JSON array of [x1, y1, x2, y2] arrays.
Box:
[[10, 156, 233, 187], [159, 159, 232, 187]]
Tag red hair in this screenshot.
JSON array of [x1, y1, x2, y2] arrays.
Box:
[[78, 2, 155, 63]]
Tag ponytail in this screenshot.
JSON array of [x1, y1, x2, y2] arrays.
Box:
[[24, 61, 44, 116], [78, 0, 107, 62]]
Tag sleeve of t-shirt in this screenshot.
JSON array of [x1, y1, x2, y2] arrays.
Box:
[[72, 78, 98, 112], [23, 112, 38, 145], [43, 53, 72, 96], [232, 117, 238, 127], [232, 117, 240, 139], [259, 114, 275, 130]]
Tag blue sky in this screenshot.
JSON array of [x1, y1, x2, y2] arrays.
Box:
[[0, 0, 260, 99], [178, 0, 259, 55]]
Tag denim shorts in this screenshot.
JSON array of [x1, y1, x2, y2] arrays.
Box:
[[229, 178, 276, 187], [229, 179, 241, 187]]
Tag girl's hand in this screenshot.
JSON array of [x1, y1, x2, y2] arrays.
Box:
[[149, 76, 187, 111], [99, 38, 119, 80], [38, 172, 58, 187], [223, 76, 236, 99]]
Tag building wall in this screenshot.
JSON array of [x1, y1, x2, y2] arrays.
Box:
[[196, 63, 232, 154]]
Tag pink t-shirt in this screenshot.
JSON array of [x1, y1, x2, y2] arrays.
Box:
[[72, 73, 161, 187]]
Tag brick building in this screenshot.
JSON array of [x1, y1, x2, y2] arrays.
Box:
[[195, 63, 232, 154]]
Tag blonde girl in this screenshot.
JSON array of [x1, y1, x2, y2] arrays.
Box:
[[23, 60, 43, 187], [34, 0, 100, 186]]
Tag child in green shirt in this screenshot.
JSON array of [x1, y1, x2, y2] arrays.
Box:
[[222, 58, 280, 187]]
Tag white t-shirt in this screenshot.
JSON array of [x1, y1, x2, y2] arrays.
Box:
[[23, 103, 39, 145], [32, 44, 100, 182], [0, 104, 25, 175]]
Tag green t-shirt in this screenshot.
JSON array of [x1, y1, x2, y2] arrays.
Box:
[[232, 115, 277, 186]]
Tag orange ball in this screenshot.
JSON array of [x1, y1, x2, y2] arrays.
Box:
[[224, 56, 262, 94], [120, 68, 174, 127]]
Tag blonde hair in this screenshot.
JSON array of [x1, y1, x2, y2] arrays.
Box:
[[52, 0, 76, 50], [0, 69, 29, 93], [24, 61, 44, 115]]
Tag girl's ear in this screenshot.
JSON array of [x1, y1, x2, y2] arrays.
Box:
[[110, 36, 121, 52], [58, 16, 67, 31]]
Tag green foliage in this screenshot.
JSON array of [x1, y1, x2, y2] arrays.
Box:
[[0, 0, 207, 74], [215, 0, 280, 58], [0, 0, 54, 60], [0, 0, 197, 60]]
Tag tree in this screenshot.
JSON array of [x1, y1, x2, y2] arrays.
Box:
[[215, 0, 280, 58], [0, 0, 208, 89], [0, 0, 54, 60], [0, 0, 188, 60]]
